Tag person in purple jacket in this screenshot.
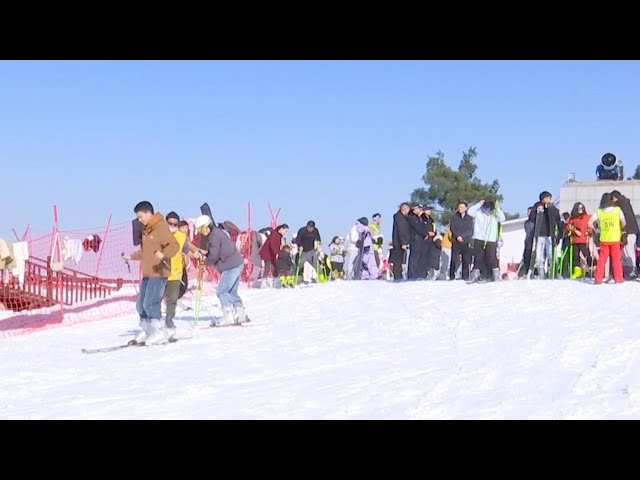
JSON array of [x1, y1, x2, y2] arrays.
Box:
[[354, 217, 379, 280]]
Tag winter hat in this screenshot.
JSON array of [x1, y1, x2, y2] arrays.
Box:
[[358, 217, 369, 226], [539, 191, 552, 201], [195, 215, 212, 231], [166, 211, 180, 222]]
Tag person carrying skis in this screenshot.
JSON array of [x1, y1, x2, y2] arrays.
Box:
[[193, 214, 248, 325], [529, 191, 561, 279]]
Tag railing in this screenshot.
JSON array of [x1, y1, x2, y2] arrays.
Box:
[[0, 257, 129, 312]]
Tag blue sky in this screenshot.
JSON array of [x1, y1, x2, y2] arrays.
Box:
[[1, 60, 639, 243]]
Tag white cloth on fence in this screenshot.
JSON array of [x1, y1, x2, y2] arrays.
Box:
[[11, 241, 29, 286], [62, 236, 83, 265]]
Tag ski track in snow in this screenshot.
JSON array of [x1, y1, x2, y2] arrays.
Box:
[[1, 280, 640, 419]]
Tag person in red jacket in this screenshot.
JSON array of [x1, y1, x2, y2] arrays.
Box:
[[259, 224, 289, 278], [567, 202, 593, 275]]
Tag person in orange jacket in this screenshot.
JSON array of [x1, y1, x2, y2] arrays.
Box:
[[123, 201, 179, 345]]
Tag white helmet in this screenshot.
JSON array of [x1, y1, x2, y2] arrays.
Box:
[[195, 215, 212, 230]]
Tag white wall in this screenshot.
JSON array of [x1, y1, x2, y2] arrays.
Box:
[[560, 180, 640, 216], [499, 227, 526, 271]]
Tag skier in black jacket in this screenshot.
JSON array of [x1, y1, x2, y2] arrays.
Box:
[[421, 206, 437, 278], [407, 203, 429, 279], [449, 201, 474, 280], [390, 202, 411, 281], [528, 191, 561, 278]]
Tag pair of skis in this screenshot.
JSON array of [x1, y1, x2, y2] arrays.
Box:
[[82, 318, 252, 354], [82, 336, 181, 354]]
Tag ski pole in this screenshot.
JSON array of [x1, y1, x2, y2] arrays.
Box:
[[294, 246, 303, 284], [121, 252, 139, 296], [194, 259, 204, 327], [550, 225, 558, 280], [569, 242, 574, 279]]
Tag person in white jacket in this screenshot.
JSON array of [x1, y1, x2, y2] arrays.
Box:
[[345, 222, 360, 280], [467, 200, 506, 283]]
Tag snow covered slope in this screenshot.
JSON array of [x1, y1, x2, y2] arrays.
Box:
[[1, 280, 640, 419]]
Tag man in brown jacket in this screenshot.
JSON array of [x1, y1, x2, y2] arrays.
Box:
[[123, 201, 179, 345]]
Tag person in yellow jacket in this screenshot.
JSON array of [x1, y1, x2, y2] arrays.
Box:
[[439, 225, 453, 279], [588, 193, 626, 284], [370, 213, 383, 267], [164, 211, 188, 331]]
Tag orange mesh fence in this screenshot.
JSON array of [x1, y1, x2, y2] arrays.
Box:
[[1, 218, 257, 338]]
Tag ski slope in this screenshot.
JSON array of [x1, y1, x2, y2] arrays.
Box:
[[1, 280, 640, 419]]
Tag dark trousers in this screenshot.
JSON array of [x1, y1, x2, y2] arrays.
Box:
[[572, 243, 592, 271], [178, 268, 188, 299], [520, 231, 535, 276], [408, 241, 423, 279], [419, 241, 434, 277], [473, 239, 498, 278], [263, 260, 277, 278], [389, 246, 405, 280], [451, 241, 472, 280], [164, 280, 181, 324]]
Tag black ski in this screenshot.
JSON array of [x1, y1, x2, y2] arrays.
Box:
[[210, 321, 251, 328], [82, 336, 182, 354], [528, 209, 545, 277]]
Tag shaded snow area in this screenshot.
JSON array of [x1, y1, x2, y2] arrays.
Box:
[[1, 280, 640, 419]]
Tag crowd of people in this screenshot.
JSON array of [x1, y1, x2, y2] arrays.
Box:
[[121, 189, 638, 344]]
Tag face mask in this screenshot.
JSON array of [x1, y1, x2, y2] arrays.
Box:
[[169, 226, 178, 233]]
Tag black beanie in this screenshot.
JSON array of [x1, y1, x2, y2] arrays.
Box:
[[166, 211, 180, 221], [358, 217, 369, 226]]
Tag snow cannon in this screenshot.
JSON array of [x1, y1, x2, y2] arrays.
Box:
[[596, 153, 624, 181]]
